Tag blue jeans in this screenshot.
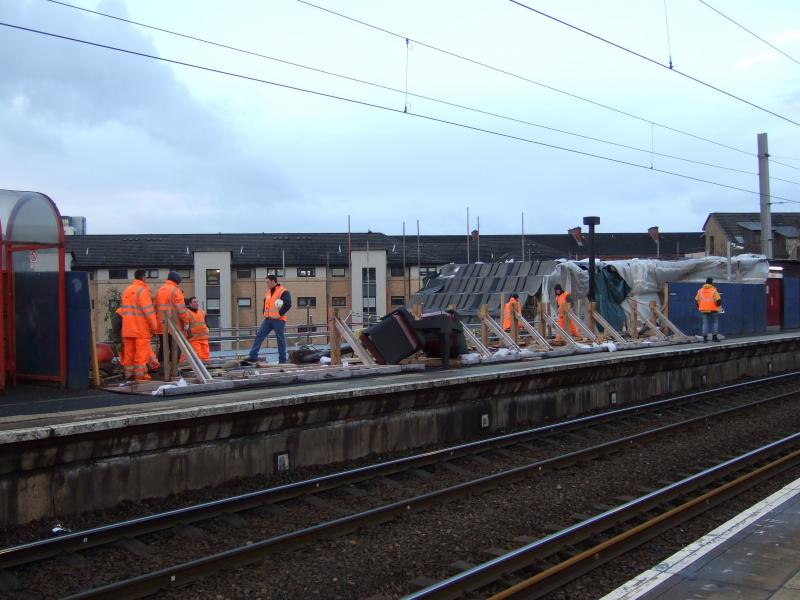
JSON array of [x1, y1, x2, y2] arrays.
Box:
[[248, 318, 287, 363], [701, 312, 719, 337]]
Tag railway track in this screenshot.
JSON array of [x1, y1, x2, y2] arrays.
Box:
[[2, 372, 800, 599]]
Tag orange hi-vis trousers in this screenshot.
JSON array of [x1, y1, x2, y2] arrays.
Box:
[[122, 337, 153, 380]]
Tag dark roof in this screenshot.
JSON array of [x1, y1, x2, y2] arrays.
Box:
[[705, 213, 800, 242], [66, 232, 394, 268], [66, 231, 705, 269], [528, 232, 703, 258]]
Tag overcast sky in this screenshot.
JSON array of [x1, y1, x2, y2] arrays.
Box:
[[1, 0, 798, 235]]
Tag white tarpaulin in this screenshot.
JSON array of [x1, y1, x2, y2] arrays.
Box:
[[541, 255, 768, 324]]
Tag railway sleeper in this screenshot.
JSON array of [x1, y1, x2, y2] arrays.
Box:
[[438, 462, 474, 476], [0, 570, 21, 594], [114, 536, 151, 557]]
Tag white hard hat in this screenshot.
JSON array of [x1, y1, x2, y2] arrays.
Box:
[[274, 299, 284, 309]]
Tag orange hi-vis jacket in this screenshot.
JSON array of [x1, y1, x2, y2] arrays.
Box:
[[695, 284, 721, 313], [263, 284, 288, 321], [120, 279, 158, 338], [502, 298, 522, 330], [154, 280, 191, 334], [186, 309, 209, 341], [556, 291, 571, 317]]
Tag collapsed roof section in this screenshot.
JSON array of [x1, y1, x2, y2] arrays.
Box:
[[411, 255, 770, 318]]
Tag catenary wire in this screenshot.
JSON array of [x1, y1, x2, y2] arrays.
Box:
[[3, 20, 799, 206], [295, 0, 759, 158], [697, 0, 800, 68], [505, 0, 800, 128], [41, 0, 800, 183]]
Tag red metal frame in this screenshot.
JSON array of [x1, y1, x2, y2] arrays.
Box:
[[3, 194, 67, 387]]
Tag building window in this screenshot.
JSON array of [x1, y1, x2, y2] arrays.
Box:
[[174, 269, 191, 279], [390, 265, 405, 277], [267, 267, 284, 277], [330, 267, 346, 277], [332, 296, 347, 307], [419, 266, 438, 277], [298, 297, 317, 308], [708, 235, 714, 254], [206, 269, 221, 284], [362, 267, 377, 317], [298, 267, 316, 277], [237, 297, 252, 307], [108, 269, 128, 280], [146, 269, 159, 279], [236, 268, 252, 279], [391, 296, 405, 306], [206, 299, 221, 311]]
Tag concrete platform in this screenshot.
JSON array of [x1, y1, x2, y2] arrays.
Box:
[[2, 331, 799, 525], [601, 476, 800, 600]]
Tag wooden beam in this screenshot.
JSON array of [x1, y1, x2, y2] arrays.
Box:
[[334, 315, 376, 366], [165, 312, 214, 383]]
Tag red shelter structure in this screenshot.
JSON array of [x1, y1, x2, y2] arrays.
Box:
[[0, 190, 66, 389]]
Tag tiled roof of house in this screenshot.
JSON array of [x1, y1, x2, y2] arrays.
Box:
[[706, 212, 800, 241], [66, 230, 704, 268]]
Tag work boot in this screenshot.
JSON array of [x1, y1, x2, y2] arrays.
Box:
[[712, 334, 719, 342], [703, 335, 708, 342]]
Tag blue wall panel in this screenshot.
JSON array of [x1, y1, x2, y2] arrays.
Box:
[[784, 277, 800, 329], [666, 282, 765, 337]]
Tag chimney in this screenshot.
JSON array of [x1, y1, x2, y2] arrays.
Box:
[[568, 227, 584, 246], [648, 226, 660, 243]]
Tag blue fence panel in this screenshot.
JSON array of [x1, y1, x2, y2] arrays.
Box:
[[666, 282, 765, 337], [667, 282, 701, 336], [783, 277, 800, 329], [66, 271, 91, 391], [715, 282, 741, 335], [753, 284, 767, 333]]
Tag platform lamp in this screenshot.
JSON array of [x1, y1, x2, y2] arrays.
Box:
[[583, 216, 600, 301]]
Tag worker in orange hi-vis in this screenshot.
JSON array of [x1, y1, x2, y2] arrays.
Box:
[[180, 296, 210, 363], [502, 293, 523, 331], [120, 269, 158, 381], [154, 271, 192, 366], [554, 284, 579, 338]]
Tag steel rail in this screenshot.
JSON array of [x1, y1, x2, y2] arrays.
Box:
[[3, 371, 797, 570], [60, 388, 800, 599], [490, 445, 800, 599], [405, 433, 800, 600]]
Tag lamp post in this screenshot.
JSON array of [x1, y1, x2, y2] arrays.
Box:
[[583, 216, 600, 301], [727, 241, 744, 281]]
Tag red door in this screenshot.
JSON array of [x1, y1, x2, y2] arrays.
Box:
[[766, 277, 783, 327]]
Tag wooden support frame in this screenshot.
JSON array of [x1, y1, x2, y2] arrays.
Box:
[[564, 307, 598, 342], [627, 300, 667, 340], [651, 304, 688, 340], [329, 308, 342, 366], [482, 313, 521, 352], [517, 313, 553, 351], [334, 315, 377, 366], [479, 304, 490, 347], [589, 307, 627, 344], [541, 311, 579, 348], [164, 313, 214, 383], [462, 326, 492, 357]]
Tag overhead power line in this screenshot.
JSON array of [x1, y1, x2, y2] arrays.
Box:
[[2, 20, 799, 205], [295, 0, 757, 158], [697, 0, 800, 68], [41, 0, 800, 184], [506, 0, 800, 128]]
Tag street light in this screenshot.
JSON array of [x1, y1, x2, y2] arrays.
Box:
[[583, 216, 600, 301], [727, 241, 744, 281]]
